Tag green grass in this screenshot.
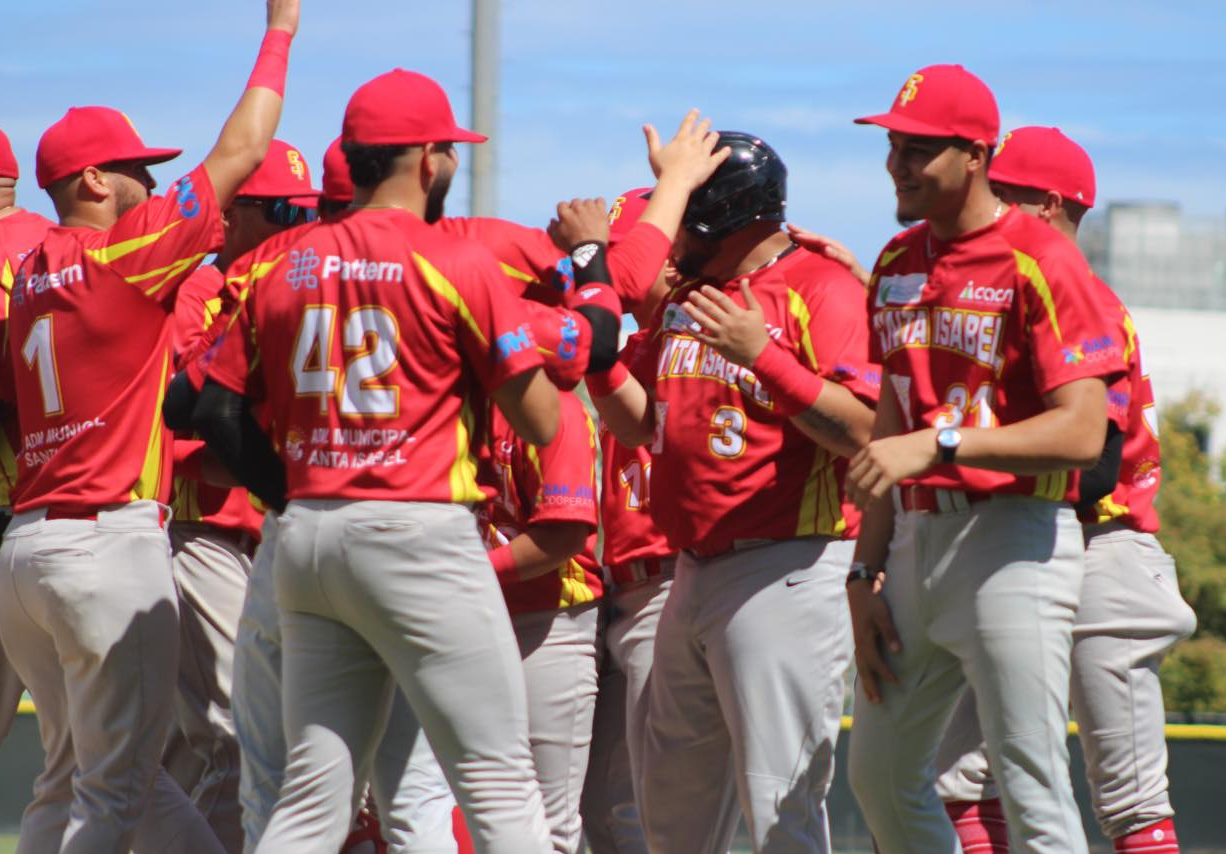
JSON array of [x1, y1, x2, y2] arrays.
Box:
[[0, 836, 15, 854]]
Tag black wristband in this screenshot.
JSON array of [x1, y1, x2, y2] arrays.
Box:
[[569, 240, 611, 288], [846, 561, 877, 586]]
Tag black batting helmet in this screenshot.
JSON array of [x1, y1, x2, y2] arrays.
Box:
[[682, 131, 787, 241]]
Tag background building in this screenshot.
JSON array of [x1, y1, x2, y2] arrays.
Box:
[[1080, 203, 1226, 455]]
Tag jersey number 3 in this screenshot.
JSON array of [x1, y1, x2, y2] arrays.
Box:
[[291, 305, 400, 418]]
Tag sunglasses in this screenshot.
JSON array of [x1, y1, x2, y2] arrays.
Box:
[[234, 196, 319, 227]]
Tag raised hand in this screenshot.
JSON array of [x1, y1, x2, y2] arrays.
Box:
[[547, 197, 610, 252], [645, 109, 730, 192], [787, 224, 869, 287], [682, 280, 769, 368]]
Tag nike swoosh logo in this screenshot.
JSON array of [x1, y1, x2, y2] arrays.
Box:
[[785, 576, 811, 587], [878, 246, 908, 269]]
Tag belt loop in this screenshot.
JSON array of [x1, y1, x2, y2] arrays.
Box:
[[950, 491, 970, 512], [935, 489, 953, 513], [892, 486, 904, 516]]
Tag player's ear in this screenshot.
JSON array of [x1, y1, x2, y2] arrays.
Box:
[[79, 165, 111, 201], [966, 140, 991, 176], [1040, 190, 1063, 222]]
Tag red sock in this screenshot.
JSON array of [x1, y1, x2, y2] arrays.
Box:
[[946, 798, 1010, 854], [453, 805, 476, 854], [1114, 818, 1180, 854]]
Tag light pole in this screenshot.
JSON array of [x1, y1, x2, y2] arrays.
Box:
[[470, 0, 499, 216]]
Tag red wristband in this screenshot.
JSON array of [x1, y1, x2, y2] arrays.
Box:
[[751, 340, 825, 417], [246, 29, 292, 96], [584, 361, 630, 398], [488, 544, 518, 582]]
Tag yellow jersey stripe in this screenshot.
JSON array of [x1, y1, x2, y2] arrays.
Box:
[[1122, 311, 1137, 363], [795, 450, 823, 537], [414, 253, 488, 346], [130, 352, 171, 501], [140, 253, 209, 297], [85, 220, 183, 265], [500, 262, 538, 285], [558, 558, 596, 609], [1094, 494, 1129, 524], [447, 401, 484, 503], [878, 246, 908, 269], [786, 288, 820, 371], [1, 258, 12, 292], [1013, 250, 1062, 342]]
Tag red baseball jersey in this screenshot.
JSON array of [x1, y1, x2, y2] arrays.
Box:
[[2, 166, 222, 513], [1086, 282, 1160, 533], [599, 422, 675, 584], [436, 216, 670, 306], [867, 207, 1127, 502], [480, 391, 602, 615], [169, 264, 264, 538], [207, 207, 544, 503], [632, 246, 880, 553], [0, 209, 54, 508]]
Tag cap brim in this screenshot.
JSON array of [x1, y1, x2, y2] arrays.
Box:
[[853, 112, 956, 138], [129, 147, 183, 166], [448, 127, 488, 144]]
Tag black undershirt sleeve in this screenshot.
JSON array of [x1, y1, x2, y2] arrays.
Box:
[[1074, 421, 1124, 513], [191, 380, 287, 513]]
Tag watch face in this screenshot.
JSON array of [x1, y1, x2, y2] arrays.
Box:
[[937, 428, 960, 448]]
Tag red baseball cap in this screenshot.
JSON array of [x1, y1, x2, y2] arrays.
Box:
[[237, 139, 321, 202], [989, 126, 1096, 208], [321, 137, 354, 204], [608, 187, 652, 245], [855, 64, 1000, 145], [343, 69, 487, 147], [36, 106, 181, 189], [0, 128, 18, 180]]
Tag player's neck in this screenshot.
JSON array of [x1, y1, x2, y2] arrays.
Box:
[[0, 187, 18, 217], [0, 204, 19, 221], [351, 180, 427, 220], [712, 228, 792, 281], [929, 184, 1001, 242]]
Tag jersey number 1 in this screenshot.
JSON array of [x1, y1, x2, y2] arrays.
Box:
[[22, 315, 64, 417]]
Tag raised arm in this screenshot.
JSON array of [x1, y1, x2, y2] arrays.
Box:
[[202, 0, 299, 208]]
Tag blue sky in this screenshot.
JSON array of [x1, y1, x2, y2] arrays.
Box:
[[3, 0, 1224, 264]]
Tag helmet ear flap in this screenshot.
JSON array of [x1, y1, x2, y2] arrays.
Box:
[[682, 131, 787, 241]]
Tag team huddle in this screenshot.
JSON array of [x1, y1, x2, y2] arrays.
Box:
[[0, 2, 1199, 854]]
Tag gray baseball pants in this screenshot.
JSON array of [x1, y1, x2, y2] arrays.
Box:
[[164, 520, 253, 854], [0, 644, 23, 742], [849, 495, 1088, 854], [230, 512, 283, 853], [0, 502, 225, 854], [383, 603, 600, 854], [933, 522, 1196, 839], [253, 499, 551, 854], [640, 537, 853, 854]]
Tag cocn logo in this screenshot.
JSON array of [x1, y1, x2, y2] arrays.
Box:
[[959, 281, 1013, 306], [175, 175, 200, 219]]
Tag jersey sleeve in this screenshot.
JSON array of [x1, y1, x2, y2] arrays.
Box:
[[607, 222, 671, 305], [522, 394, 598, 528], [437, 216, 565, 300], [205, 289, 263, 400], [82, 164, 224, 306], [794, 267, 881, 404], [1019, 244, 1128, 394], [448, 244, 546, 393], [173, 266, 225, 367]]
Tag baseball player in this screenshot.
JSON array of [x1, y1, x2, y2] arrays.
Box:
[[589, 131, 880, 853], [163, 138, 320, 854], [929, 127, 1196, 854], [0, 3, 299, 852], [845, 65, 1128, 854], [194, 68, 559, 854], [0, 126, 53, 748]]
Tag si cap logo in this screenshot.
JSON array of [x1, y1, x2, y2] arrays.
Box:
[[286, 149, 306, 181], [898, 73, 925, 107], [995, 131, 1012, 158]]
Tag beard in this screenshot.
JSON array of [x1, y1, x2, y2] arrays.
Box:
[[424, 170, 453, 224], [114, 181, 149, 219], [673, 238, 719, 279]]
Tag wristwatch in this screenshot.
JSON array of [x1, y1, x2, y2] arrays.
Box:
[[846, 561, 877, 586], [936, 427, 962, 464]]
